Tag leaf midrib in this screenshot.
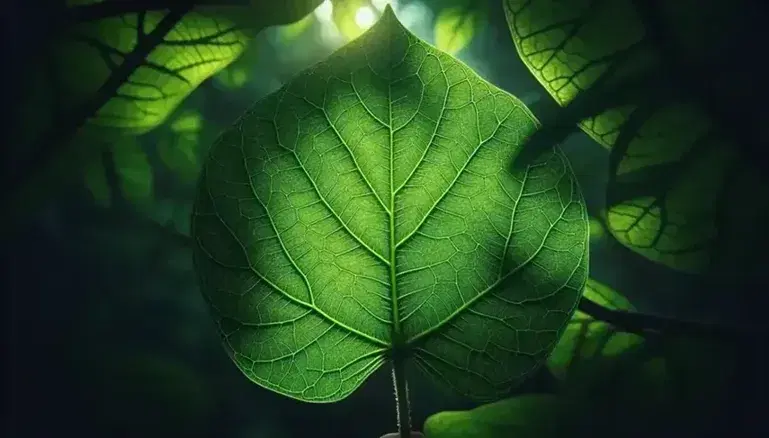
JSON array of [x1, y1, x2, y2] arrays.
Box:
[[388, 64, 402, 348]]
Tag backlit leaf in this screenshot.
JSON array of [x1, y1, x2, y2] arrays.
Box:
[[547, 279, 641, 377], [503, 0, 769, 273], [433, 6, 480, 55], [48, 8, 247, 138], [192, 7, 589, 402], [8, 0, 325, 220]]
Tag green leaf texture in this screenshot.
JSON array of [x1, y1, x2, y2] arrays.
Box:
[[503, 0, 769, 273], [192, 6, 589, 402]]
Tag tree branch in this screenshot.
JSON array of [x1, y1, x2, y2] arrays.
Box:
[[578, 296, 757, 341], [5, 7, 191, 209], [63, 0, 248, 23]]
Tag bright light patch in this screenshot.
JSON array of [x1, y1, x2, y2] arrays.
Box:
[[355, 6, 378, 29], [314, 0, 333, 23], [397, 2, 430, 28]]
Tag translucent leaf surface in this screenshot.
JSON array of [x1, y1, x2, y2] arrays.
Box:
[[192, 6, 589, 402]]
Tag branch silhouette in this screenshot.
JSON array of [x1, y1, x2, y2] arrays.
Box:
[[578, 296, 757, 341]]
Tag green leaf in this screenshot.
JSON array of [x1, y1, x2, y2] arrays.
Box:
[[547, 279, 642, 377], [192, 7, 589, 402], [503, 0, 769, 273], [8, 0, 325, 223], [111, 137, 154, 204], [46, 9, 247, 138], [277, 12, 317, 43], [423, 394, 564, 438], [158, 110, 204, 183], [433, 6, 480, 55], [588, 216, 604, 242]]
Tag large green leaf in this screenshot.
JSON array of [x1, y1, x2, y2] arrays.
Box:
[[503, 0, 769, 273], [547, 279, 641, 377], [192, 6, 589, 402]]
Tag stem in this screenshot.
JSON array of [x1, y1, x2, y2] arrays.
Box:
[[391, 355, 412, 438], [578, 296, 752, 340]]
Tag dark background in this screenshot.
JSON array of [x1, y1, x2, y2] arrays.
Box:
[[3, 1, 768, 437]]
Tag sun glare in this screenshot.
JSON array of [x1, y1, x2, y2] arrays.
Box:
[[355, 6, 378, 29]]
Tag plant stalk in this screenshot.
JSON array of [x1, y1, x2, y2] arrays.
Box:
[[391, 355, 412, 438]]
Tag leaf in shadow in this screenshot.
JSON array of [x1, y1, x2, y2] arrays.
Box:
[[504, 0, 769, 274], [8, 0, 324, 220], [423, 394, 564, 438], [547, 278, 643, 378]]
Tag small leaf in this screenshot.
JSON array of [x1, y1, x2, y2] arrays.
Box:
[[215, 66, 251, 89], [433, 7, 479, 55], [547, 279, 642, 377], [170, 111, 203, 134], [423, 395, 564, 438], [192, 6, 589, 402], [277, 12, 316, 42], [588, 216, 604, 241], [159, 132, 201, 183], [111, 137, 153, 204]]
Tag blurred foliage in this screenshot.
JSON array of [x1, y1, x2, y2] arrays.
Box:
[[503, 0, 769, 276], [548, 279, 643, 378], [8, 0, 324, 222], [424, 395, 563, 438], [424, 332, 738, 438], [432, 3, 482, 55]]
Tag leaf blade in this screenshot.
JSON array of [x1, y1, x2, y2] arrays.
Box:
[[193, 6, 589, 402]]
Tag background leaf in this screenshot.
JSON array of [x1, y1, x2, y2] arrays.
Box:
[[433, 6, 480, 55], [159, 110, 204, 183], [503, 0, 769, 274], [8, 0, 326, 223], [547, 279, 642, 377]]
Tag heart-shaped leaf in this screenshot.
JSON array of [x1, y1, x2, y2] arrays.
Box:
[[192, 6, 589, 402]]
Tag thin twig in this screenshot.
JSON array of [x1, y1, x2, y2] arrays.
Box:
[[578, 296, 757, 341]]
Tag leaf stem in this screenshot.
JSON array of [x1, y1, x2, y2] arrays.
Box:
[[578, 296, 755, 340], [391, 355, 412, 438]]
